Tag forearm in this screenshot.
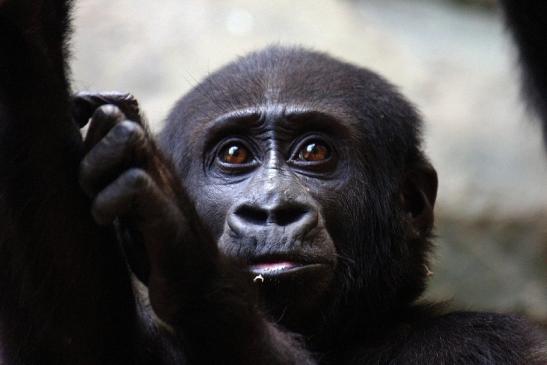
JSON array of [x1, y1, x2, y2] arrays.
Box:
[[165, 258, 317, 365], [0, 3, 147, 363]]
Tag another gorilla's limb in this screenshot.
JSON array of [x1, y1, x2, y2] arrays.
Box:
[[79, 104, 316, 365], [0, 3, 174, 364], [500, 0, 547, 146]]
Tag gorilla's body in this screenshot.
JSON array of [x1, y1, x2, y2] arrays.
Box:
[[0, 1, 545, 364]]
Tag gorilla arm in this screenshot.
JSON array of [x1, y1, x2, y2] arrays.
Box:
[[500, 0, 547, 146], [78, 102, 316, 365], [0, 3, 153, 364]]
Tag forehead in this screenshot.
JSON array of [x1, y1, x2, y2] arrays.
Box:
[[203, 104, 355, 134], [184, 50, 373, 117], [164, 48, 419, 157], [182, 70, 369, 140]]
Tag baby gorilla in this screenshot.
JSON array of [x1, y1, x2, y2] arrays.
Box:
[[78, 47, 545, 364]]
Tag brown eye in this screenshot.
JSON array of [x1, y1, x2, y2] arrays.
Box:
[[219, 143, 250, 164], [298, 142, 330, 162]]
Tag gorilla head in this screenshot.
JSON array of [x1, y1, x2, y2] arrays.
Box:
[[159, 46, 437, 334]]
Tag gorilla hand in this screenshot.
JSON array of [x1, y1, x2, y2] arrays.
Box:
[[76, 95, 218, 325]]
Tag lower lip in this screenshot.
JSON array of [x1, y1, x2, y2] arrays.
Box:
[[248, 261, 302, 275], [248, 262, 327, 279]]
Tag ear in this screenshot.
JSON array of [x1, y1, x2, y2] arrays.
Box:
[[400, 160, 438, 236]]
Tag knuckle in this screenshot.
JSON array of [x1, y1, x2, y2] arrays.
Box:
[[124, 168, 151, 190], [93, 104, 124, 121], [112, 120, 145, 145]]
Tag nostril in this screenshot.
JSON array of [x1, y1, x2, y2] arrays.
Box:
[[273, 206, 309, 226], [234, 205, 268, 225], [233, 203, 315, 227]]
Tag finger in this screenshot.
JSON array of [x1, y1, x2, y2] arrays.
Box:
[[72, 91, 141, 128], [91, 169, 182, 243], [93, 168, 188, 287], [92, 168, 155, 225], [83, 104, 126, 152], [80, 120, 150, 197]]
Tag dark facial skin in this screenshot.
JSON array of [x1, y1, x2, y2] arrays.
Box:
[[184, 106, 344, 324], [161, 100, 429, 332]]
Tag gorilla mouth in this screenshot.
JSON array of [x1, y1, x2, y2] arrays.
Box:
[[247, 254, 332, 279], [248, 261, 302, 275]]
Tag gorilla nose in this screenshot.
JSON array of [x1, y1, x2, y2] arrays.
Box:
[[229, 201, 319, 236]]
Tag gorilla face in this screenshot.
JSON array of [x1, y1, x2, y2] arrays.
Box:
[[159, 46, 437, 331], [182, 105, 346, 323]]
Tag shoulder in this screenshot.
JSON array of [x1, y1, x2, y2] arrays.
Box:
[[400, 311, 546, 365]]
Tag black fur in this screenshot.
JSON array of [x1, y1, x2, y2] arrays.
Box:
[[0, 1, 175, 364], [0, 1, 545, 364], [500, 0, 547, 147]]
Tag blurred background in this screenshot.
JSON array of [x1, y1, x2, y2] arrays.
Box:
[[71, 0, 546, 325]]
